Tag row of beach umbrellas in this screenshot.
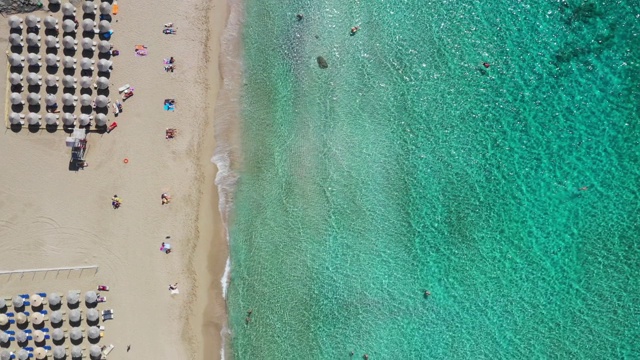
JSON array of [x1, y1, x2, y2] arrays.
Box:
[[10, 92, 110, 106], [8, 34, 113, 52], [8, 112, 108, 127], [1, 344, 105, 360], [10, 73, 111, 88], [0, 311, 102, 328], [9, 16, 113, 34], [8, 0, 113, 26], [8, 54, 113, 71], [2, 292, 100, 309]]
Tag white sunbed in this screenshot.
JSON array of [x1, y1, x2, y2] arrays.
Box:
[[102, 344, 115, 356]]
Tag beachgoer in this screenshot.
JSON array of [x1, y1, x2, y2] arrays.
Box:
[[161, 193, 171, 205], [363, 355, 369, 360], [483, 62, 490, 68], [164, 23, 174, 28], [169, 57, 175, 64], [168, 283, 178, 290], [296, 14, 304, 21], [350, 351, 354, 356], [424, 290, 431, 297], [579, 186, 588, 191], [127, 345, 131, 352], [245, 317, 251, 324], [247, 309, 253, 316], [351, 26, 360, 35]]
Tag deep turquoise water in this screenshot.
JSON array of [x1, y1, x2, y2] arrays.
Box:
[[223, 0, 640, 358]]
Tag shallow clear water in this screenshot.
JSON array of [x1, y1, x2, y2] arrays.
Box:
[[224, 0, 640, 358]]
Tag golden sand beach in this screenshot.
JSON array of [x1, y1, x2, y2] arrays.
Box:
[[0, 0, 230, 358]]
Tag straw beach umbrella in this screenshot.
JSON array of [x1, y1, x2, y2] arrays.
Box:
[[94, 95, 108, 108], [79, 76, 92, 88], [52, 329, 65, 342], [97, 59, 111, 72], [33, 330, 45, 342], [1, 350, 11, 360], [0, 331, 7, 344], [44, 16, 58, 30], [79, 114, 92, 126], [62, 76, 77, 88], [99, 2, 111, 14], [69, 309, 81, 322], [9, 113, 24, 125], [10, 93, 24, 105], [9, 54, 24, 67], [80, 94, 93, 106], [82, 19, 95, 32], [61, 3, 76, 16], [9, 73, 23, 85], [45, 54, 60, 67], [70, 328, 83, 342], [85, 291, 98, 304], [45, 113, 59, 126], [86, 308, 99, 322], [25, 15, 40, 28], [27, 113, 41, 126], [31, 312, 45, 325], [53, 346, 66, 360], [27, 93, 41, 105], [8, 15, 23, 30], [27, 73, 42, 86], [83, 1, 96, 14], [70, 346, 82, 359], [87, 327, 100, 340], [26, 33, 40, 47], [89, 346, 101, 359], [0, 314, 8, 326], [16, 350, 29, 360], [26, 54, 42, 66], [98, 20, 111, 33], [62, 94, 76, 106], [95, 113, 108, 127], [46, 94, 58, 106], [45, 35, 59, 48], [50, 310, 63, 325], [63, 56, 77, 69], [0, 299, 5, 309], [16, 312, 28, 324], [9, 33, 23, 46], [80, 58, 94, 70], [49, 293, 62, 307], [62, 19, 76, 33], [63, 36, 77, 50], [97, 40, 110, 53], [62, 113, 76, 126], [16, 331, 28, 343], [95, 77, 109, 89], [45, 75, 59, 87], [81, 38, 96, 51], [34, 348, 47, 360]]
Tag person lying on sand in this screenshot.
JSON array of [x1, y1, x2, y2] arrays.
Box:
[[168, 283, 178, 290], [161, 193, 171, 205]]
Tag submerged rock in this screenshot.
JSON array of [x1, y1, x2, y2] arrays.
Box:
[[317, 56, 328, 69]]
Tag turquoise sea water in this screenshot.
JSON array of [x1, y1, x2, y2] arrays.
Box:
[[223, 0, 640, 358]]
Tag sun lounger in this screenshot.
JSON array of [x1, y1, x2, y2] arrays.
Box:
[[102, 344, 114, 356], [117, 85, 130, 93], [101, 309, 113, 316], [36, 292, 46, 297], [19, 294, 29, 299], [102, 314, 114, 321]]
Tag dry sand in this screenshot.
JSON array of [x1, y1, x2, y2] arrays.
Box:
[[0, 0, 230, 358]]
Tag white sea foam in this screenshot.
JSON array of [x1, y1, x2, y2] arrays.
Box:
[[221, 256, 231, 299]]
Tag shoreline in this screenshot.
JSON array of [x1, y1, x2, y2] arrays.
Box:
[[189, 0, 232, 356]]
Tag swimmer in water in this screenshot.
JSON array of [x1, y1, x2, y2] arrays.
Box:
[[483, 62, 490, 68], [424, 290, 431, 298], [350, 26, 360, 35]]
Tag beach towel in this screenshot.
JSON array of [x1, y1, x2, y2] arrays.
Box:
[[164, 104, 175, 111], [170, 289, 179, 295], [135, 45, 148, 57]]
